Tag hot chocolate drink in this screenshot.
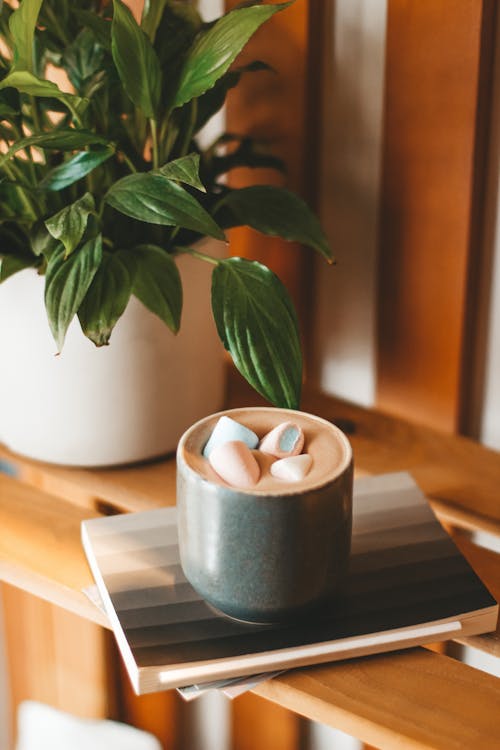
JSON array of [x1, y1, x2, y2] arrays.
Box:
[[176, 407, 353, 623]]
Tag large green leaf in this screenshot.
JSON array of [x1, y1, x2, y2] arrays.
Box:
[[62, 28, 106, 95], [44, 234, 103, 351], [173, 2, 292, 109], [0, 252, 37, 282], [0, 130, 111, 169], [152, 1, 201, 105], [105, 173, 225, 240], [127, 244, 182, 333], [215, 185, 333, 261], [111, 0, 161, 119], [0, 70, 88, 121], [78, 249, 135, 346], [9, 0, 43, 72], [45, 192, 95, 258], [40, 147, 114, 191], [29, 220, 61, 257], [156, 153, 206, 192], [211, 257, 302, 408], [141, 0, 169, 41]]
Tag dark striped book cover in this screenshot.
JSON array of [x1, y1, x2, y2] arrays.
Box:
[[81, 473, 498, 694]]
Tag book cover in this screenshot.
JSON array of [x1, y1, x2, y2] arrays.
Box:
[[81, 473, 498, 694]]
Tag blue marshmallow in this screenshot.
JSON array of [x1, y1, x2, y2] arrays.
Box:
[[202, 416, 259, 458]]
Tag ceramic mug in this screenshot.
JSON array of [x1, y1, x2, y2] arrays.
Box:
[[176, 407, 353, 623]]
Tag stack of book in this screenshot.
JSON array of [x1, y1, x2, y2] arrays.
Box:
[[81, 473, 497, 698]]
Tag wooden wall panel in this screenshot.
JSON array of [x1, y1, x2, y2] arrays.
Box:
[[116, 658, 181, 750], [377, 0, 496, 432], [225, 0, 322, 335], [232, 692, 305, 750]]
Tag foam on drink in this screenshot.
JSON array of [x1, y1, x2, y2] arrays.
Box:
[[181, 407, 350, 494]]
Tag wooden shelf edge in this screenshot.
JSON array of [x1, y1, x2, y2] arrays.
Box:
[[0, 560, 109, 630], [253, 648, 500, 750]]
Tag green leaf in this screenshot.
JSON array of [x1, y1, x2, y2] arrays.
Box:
[[215, 185, 333, 261], [156, 153, 206, 192], [127, 244, 182, 333], [105, 173, 225, 240], [8, 0, 43, 72], [153, 2, 201, 90], [73, 10, 112, 50], [111, 0, 161, 119], [78, 249, 135, 346], [0, 252, 37, 282], [174, 2, 292, 108], [0, 71, 88, 121], [141, 0, 169, 41], [0, 100, 18, 120], [211, 257, 301, 408], [44, 234, 103, 351], [62, 29, 106, 95], [0, 130, 111, 169], [45, 192, 95, 258], [40, 147, 114, 191], [29, 220, 61, 257]]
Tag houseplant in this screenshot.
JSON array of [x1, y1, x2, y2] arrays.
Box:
[[0, 0, 333, 465]]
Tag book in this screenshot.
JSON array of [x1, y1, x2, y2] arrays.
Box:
[[81, 472, 498, 694]]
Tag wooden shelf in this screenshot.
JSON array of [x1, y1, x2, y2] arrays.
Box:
[[1, 370, 499, 750]]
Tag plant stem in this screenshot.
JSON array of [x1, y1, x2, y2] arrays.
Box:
[[23, 96, 44, 184], [29, 96, 42, 135], [150, 119, 159, 169], [43, 4, 70, 46], [118, 150, 137, 174], [175, 246, 220, 266], [179, 99, 198, 158]]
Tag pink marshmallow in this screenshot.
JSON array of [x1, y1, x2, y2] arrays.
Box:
[[208, 440, 261, 489], [258, 421, 304, 459]]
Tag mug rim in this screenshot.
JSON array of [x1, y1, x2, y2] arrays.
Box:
[[177, 406, 353, 498]]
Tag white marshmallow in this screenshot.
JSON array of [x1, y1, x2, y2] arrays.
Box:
[[270, 454, 312, 482]]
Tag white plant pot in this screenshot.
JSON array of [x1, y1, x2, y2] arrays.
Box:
[[0, 241, 226, 467]]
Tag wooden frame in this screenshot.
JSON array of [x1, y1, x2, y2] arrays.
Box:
[[376, 0, 498, 433]]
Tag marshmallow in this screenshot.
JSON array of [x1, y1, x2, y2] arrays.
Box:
[[270, 454, 312, 482], [203, 416, 259, 458], [259, 421, 304, 459], [208, 440, 260, 488]]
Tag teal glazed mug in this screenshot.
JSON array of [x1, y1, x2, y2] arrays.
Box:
[[176, 407, 353, 623]]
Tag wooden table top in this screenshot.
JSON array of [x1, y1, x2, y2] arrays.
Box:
[[1, 370, 499, 749]]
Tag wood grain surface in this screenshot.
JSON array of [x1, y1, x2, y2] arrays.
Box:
[[377, 0, 497, 433], [254, 647, 500, 750]]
